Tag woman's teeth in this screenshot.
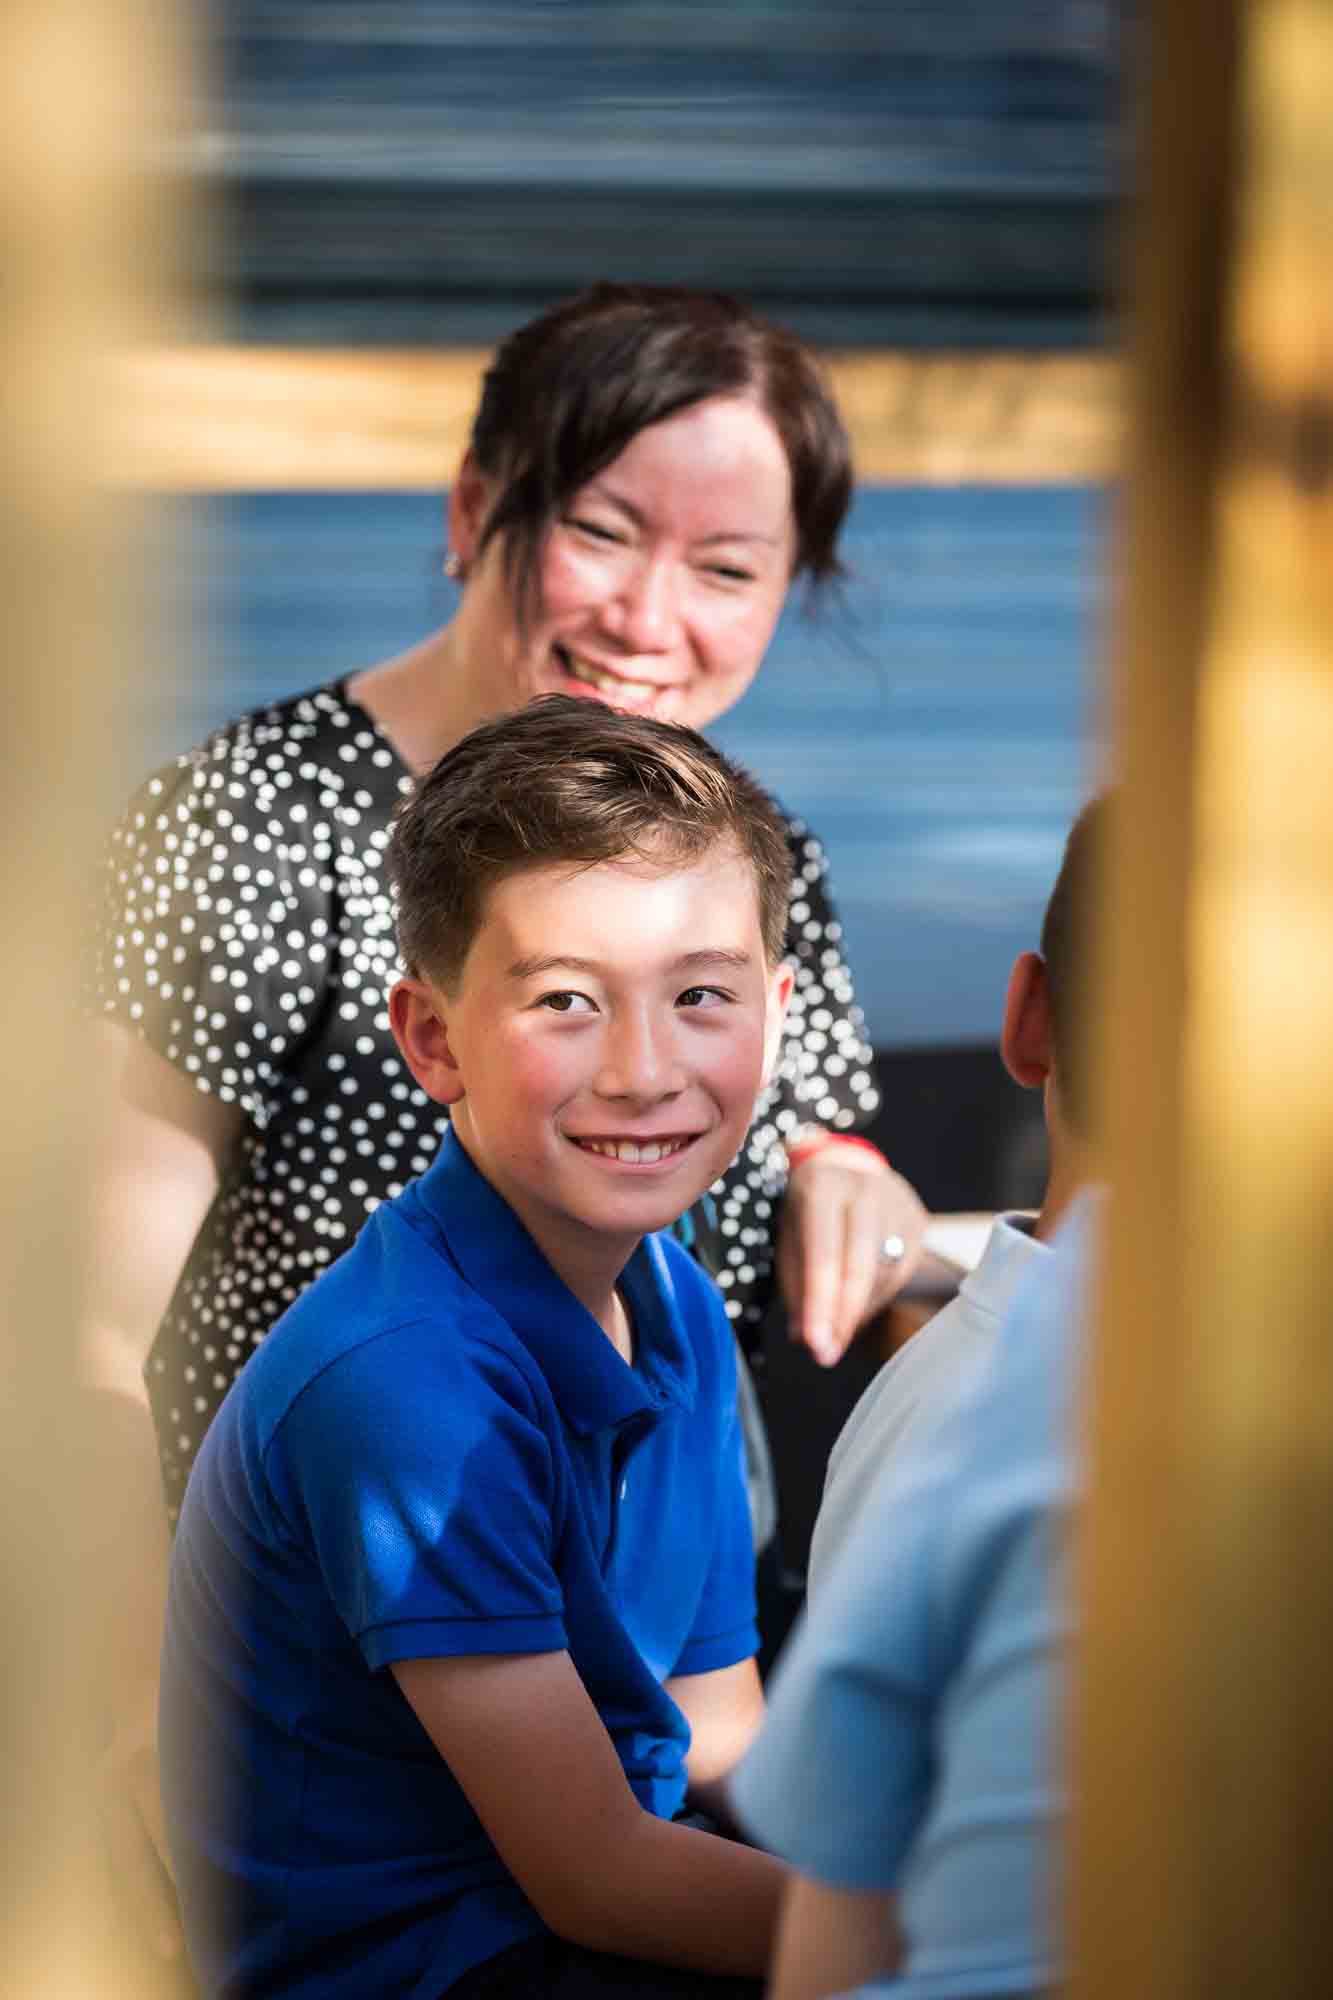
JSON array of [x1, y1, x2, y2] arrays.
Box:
[[558, 649, 657, 703], [574, 1136, 692, 1164]]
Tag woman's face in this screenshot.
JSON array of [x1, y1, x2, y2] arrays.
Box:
[[452, 395, 797, 733]]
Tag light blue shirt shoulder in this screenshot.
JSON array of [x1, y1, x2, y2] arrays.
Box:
[[809, 1214, 1048, 1597], [734, 1199, 1095, 1999]]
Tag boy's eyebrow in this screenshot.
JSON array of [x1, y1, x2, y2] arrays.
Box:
[[586, 484, 783, 548], [507, 948, 755, 981], [507, 953, 600, 981]]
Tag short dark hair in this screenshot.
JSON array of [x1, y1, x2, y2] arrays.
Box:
[[1039, 794, 1108, 1133], [388, 696, 794, 989], [468, 282, 853, 620]]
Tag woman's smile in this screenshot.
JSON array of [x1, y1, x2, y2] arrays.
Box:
[[551, 644, 670, 709]]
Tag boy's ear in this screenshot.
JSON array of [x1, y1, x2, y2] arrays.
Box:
[[388, 978, 467, 1106], [446, 450, 493, 571], [1001, 950, 1055, 1090], [761, 961, 795, 1089]]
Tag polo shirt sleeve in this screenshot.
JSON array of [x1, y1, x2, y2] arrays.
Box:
[[274, 1322, 568, 1671], [670, 1327, 759, 1678], [731, 1433, 956, 1889]]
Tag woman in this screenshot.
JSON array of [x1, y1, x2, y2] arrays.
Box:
[[87, 283, 925, 1956]]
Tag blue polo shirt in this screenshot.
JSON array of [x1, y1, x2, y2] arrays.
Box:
[[160, 1130, 758, 1998]]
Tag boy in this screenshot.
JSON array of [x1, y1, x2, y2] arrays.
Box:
[[160, 698, 795, 1997], [733, 798, 1106, 1998], [807, 794, 1101, 1593]]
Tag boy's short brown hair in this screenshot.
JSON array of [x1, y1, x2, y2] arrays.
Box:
[[388, 696, 794, 989]]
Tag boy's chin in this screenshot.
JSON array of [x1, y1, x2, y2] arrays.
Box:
[[646, 1151, 744, 1233]]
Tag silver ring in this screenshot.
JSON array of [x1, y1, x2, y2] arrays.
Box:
[[879, 1233, 907, 1264]]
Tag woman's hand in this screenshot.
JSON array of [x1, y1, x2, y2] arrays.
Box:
[[775, 1137, 928, 1367]]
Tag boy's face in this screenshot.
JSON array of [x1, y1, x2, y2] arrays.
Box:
[[392, 840, 792, 1280]]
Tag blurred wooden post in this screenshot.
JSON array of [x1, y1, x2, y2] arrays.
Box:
[[0, 3, 195, 1993], [1074, 1, 1333, 1993]]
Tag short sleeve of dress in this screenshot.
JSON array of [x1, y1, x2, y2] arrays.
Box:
[[90, 718, 336, 1129], [273, 1326, 567, 1673], [689, 817, 882, 1346], [767, 820, 881, 1135]]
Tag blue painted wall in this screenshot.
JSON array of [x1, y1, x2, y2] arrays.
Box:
[[131, 484, 1103, 1048]]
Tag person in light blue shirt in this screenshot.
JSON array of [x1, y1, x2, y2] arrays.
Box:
[[733, 799, 1109, 1999], [732, 1198, 1093, 1998], [807, 798, 1104, 1596]]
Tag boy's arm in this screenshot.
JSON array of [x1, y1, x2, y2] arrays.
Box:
[[392, 1649, 785, 1978], [769, 1874, 902, 2000], [664, 1657, 765, 1825]]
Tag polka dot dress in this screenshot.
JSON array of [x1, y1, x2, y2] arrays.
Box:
[[93, 679, 881, 1516]]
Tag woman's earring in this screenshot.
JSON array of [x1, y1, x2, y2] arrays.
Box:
[[443, 551, 463, 580]]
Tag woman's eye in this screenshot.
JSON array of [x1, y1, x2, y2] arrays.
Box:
[[567, 516, 623, 545], [677, 986, 730, 1010], [537, 991, 596, 1015], [705, 563, 756, 584]]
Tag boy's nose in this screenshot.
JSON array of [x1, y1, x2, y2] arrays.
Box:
[[594, 1008, 685, 1102]]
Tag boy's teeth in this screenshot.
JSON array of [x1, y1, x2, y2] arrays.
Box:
[[577, 1137, 688, 1164]]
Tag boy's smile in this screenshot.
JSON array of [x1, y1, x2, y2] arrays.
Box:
[[566, 1134, 697, 1165], [391, 841, 791, 1320]]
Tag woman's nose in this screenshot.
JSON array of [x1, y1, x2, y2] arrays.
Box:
[[601, 556, 677, 653]]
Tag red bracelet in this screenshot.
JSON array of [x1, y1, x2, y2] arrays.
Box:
[[784, 1130, 888, 1175]]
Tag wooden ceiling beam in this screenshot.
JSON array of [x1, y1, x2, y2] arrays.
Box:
[[107, 345, 1121, 490]]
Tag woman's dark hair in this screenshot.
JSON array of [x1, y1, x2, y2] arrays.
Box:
[[467, 282, 853, 619]]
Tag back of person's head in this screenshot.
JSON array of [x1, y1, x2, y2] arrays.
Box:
[[1038, 792, 1109, 1137], [468, 282, 852, 613], [387, 694, 793, 989]]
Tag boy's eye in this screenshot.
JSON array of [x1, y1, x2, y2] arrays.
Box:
[[677, 986, 731, 1009], [536, 991, 596, 1015]]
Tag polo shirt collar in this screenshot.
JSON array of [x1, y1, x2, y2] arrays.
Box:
[[409, 1130, 698, 1436], [957, 1210, 1050, 1324]]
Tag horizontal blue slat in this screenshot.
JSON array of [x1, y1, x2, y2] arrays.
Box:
[[125, 485, 1101, 1048]]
